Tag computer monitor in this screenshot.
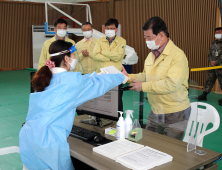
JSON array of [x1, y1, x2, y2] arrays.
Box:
[[76, 85, 122, 127]]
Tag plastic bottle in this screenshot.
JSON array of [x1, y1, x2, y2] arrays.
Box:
[[116, 111, 125, 139], [125, 110, 134, 138]]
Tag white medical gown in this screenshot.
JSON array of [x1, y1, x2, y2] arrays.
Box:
[[19, 71, 124, 170]]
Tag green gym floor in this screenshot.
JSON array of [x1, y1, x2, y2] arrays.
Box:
[[0, 70, 222, 170]]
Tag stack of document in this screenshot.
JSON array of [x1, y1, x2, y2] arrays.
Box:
[[100, 66, 129, 84], [93, 139, 144, 160], [93, 139, 173, 170]]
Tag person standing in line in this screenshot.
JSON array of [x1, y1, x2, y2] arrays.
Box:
[[75, 22, 97, 74], [38, 18, 76, 69], [122, 16, 191, 140], [93, 18, 126, 73]]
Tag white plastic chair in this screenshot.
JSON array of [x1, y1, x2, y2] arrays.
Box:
[[0, 146, 28, 170], [183, 102, 220, 147]]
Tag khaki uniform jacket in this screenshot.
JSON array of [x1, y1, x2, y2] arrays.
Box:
[[93, 36, 126, 73], [129, 40, 190, 114], [75, 37, 97, 74], [38, 36, 75, 69]]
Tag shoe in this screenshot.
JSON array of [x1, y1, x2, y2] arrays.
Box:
[[218, 99, 222, 106], [195, 94, 207, 101]]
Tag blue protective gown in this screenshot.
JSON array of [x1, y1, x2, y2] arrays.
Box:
[[19, 71, 124, 170]]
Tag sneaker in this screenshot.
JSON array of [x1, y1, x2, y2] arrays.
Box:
[[195, 94, 207, 101]]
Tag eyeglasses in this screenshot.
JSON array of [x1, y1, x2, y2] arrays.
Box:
[[105, 27, 116, 30]]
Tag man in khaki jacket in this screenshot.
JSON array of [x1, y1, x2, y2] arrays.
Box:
[[93, 18, 126, 73], [75, 22, 97, 74], [38, 18, 75, 69], [122, 17, 190, 140]]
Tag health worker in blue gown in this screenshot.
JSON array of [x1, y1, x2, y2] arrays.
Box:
[[19, 40, 124, 170]]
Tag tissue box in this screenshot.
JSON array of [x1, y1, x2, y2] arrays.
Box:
[[128, 128, 143, 142]]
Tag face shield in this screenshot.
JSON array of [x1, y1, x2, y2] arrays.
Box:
[[50, 45, 85, 74]]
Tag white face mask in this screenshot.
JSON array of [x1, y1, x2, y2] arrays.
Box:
[[146, 34, 161, 50], [215, 34, 222, 40], [69, 58, 78, 71], [105, 30, 116, 38], [57, 29, 67, 38], [82, 31, 93, 39]]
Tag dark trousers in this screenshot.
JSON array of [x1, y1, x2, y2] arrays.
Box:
[[203, 68, 222, 93], [145, 107, 191, 140]]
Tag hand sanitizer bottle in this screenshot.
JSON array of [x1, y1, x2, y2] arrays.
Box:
[[125, 110, 134, 138], [116, 111, 125, 139]]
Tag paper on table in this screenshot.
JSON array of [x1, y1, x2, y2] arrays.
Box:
[[93, 139, 144, 160], [116, 146, 173, 170], [100, 66, 129, 84]]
